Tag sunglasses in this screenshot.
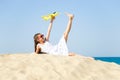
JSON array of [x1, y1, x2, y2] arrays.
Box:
[[40, 34, 44, 38]]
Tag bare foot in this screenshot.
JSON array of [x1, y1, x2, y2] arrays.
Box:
[[68, 53, 76, 56], [65, 12, 74, 20]]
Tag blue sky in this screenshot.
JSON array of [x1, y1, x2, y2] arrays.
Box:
[[0, 0, 120, 56]]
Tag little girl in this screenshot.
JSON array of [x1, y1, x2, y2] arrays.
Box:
[[34, 13, 75, 56]]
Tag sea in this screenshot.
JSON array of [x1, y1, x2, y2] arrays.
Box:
[[94, 57, 120, 65]]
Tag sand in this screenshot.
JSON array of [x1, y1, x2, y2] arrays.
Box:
[[0, 53, 120, 80]]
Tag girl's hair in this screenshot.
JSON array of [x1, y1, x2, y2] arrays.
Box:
[[33, 33, 41, 52]]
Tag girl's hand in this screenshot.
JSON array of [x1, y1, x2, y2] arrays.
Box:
[[50, 15, 55, 23]]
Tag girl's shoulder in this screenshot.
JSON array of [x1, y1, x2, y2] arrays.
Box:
[[37, 41, 49, 47], [37, 43, 43, 48]]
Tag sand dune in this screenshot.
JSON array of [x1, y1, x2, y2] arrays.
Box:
[[0, 53, 120, 80]]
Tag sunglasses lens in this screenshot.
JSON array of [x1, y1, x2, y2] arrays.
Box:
[[41, 34, 44, 37]]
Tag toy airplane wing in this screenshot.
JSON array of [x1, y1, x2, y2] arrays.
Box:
[[41, 12, 59, 21], [42, 15, 51, 21]]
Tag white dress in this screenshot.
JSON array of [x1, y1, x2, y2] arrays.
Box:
[[37, 36, 68, 56]]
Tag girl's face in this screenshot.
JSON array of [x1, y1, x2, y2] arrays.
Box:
[[37, 34, 45, 43]]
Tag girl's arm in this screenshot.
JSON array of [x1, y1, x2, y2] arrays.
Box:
[[45, 17, 55, 41], [35, 46, 41, 54]]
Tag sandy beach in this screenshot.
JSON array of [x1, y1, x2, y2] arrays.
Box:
[[0, 53, 120, 80]]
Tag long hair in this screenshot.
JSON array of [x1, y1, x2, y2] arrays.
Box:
[[33, 33, 41, 52]]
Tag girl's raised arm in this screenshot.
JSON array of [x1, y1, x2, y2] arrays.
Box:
[[45, 17, 55, 41]]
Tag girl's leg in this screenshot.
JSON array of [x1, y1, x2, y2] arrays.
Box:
[[64, 13, 74, 42]]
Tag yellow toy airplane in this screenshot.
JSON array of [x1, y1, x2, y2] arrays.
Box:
[[42, 12, 59, 21]]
